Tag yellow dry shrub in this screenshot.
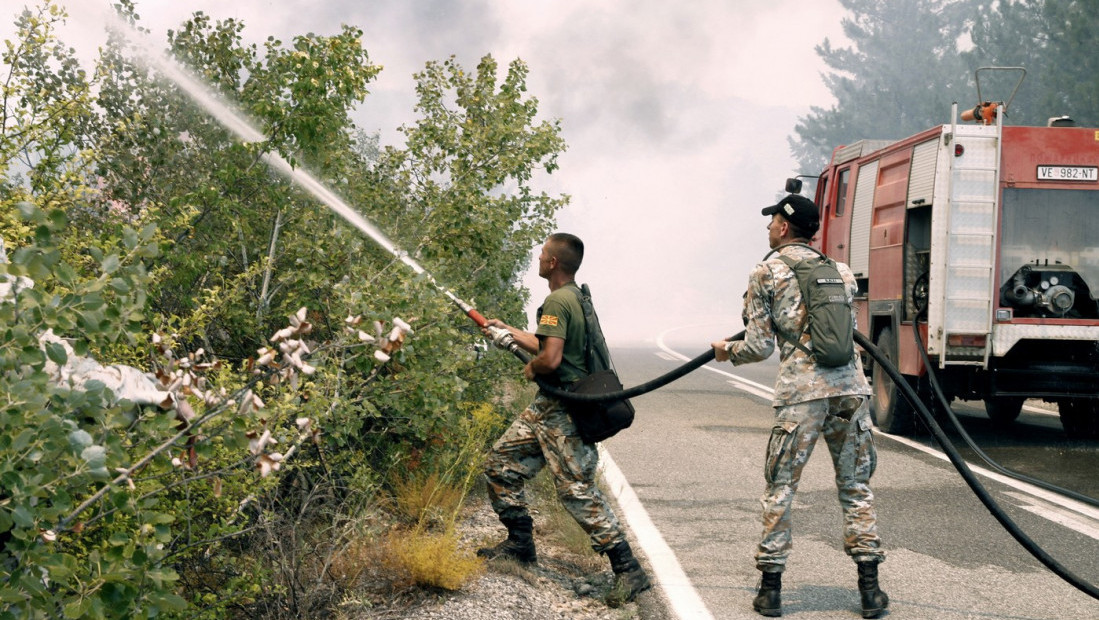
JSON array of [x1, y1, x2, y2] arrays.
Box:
[[390, 401, 506, 528], [391, 471, 466, 527], [384, 528, 484, 591]]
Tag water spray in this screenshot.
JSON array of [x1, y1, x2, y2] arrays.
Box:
[[89, 12, 778, 392], [93, 6, 492, 330]]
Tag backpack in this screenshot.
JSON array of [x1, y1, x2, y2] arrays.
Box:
[[763, 244, 855, 367], [564, 283, 635, 443]]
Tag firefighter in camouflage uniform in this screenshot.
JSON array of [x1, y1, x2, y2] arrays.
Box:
[[478, 233, 651, 605], [711, 195, 889, 619]]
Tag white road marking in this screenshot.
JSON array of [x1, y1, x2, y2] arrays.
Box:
[[726, 378, 775, 401], [654, 330, 774, 400], [1002, 491, 1099, 541], [600, 446, 715, 620]]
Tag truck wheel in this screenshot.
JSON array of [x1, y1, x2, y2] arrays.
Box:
[[871, 326, 917, 435], [1057, 399, 1099, 440], [984, 397, 1024, 425]]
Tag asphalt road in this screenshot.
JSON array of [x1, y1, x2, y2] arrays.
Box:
[[603, 325, 1099, 620]]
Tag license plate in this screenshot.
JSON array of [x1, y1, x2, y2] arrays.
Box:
[[1037, 165, 1099, 181]]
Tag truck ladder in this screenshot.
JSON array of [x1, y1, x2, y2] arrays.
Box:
[[940, 111, 1002, 367]]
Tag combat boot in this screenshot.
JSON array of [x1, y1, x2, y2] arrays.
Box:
[[604, 540, 652, 607], [476, 514, 536, 564], [857, 561, 889, 618], [752, 570, 782, 617]]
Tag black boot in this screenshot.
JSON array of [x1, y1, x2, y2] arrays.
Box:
[[604, 541, 652, 607], [753, 570, 782, 617], [857, 561, 889, 619], [477, 515, 536, 564]]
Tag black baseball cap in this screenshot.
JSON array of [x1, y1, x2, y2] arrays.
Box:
[[761, 194, 820, 234]]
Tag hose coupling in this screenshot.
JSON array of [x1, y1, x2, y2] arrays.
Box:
[[486, 326, 517, 351]]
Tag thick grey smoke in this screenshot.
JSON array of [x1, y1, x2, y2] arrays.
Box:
[[8, 0, 849, 344]]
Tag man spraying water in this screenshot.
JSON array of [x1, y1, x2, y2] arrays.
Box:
[[476, 232, 651, 605]]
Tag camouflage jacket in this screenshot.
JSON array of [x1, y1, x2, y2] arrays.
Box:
[[726, 244, 871, 406]]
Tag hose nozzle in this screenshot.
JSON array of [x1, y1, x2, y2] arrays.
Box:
[[486, 326, 519, 353], [961, 101, 999, 125]]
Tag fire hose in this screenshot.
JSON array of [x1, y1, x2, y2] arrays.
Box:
[[911, 315, 1099, 509], [483, 323, 1099, 600], [484, 325, 739, 399], [859, 329, 1099, 601]]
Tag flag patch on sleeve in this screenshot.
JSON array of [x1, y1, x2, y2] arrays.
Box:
[[539, 314, 559, 327]]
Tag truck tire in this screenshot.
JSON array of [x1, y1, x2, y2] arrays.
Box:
[[984, 397, 1024, 425], [871, 326, 918, 435], [1057, 399, 1099, 440]]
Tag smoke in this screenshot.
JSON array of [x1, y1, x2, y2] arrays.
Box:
[[5, 0, 849, 346]]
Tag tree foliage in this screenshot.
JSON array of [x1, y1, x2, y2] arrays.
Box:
[[789, 0, 1099, 174], [790, 0, 978, 173], [1, 1, 566, 616], [966, 0, 1099, 127]]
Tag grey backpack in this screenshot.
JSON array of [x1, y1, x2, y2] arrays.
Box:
[[764, 244, 855, 367]]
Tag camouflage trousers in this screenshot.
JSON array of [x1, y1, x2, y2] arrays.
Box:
[[484, 392, 625, 553], [756, 395, 885, 571]]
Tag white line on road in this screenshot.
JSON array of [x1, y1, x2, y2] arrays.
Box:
[[1002, 491, 1099, 541], [654, 332, 774, 399], [727, 378, 775, 402], [599, 446, 715, 620]]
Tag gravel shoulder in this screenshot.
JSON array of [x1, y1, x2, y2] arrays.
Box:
[[344, 484, 671, 620]]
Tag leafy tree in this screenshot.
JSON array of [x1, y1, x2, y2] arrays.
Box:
[[2, 1, 568, 615], [367, 55, 567, 326], [789, 0, 978, 173], [966, 0, 1099, 127]]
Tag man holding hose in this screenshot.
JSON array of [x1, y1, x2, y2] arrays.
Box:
[[478, 232, 651, 605], [711, 196, 888, 618]]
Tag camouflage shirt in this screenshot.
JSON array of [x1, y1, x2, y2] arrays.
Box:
[[726, 244, 871, 406]]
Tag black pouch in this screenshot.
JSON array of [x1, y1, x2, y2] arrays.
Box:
[[566, 369, 635, 444]]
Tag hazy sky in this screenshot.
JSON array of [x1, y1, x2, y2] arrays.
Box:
[[6, 1, 850, 344]]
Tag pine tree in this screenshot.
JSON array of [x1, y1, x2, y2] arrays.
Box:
[[790, 0, 978, 173]]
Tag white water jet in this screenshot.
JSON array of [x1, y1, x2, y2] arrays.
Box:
[[85, 3, 433, 279]]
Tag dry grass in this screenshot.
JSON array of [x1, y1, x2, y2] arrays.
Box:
[[331, 525, 484, 594], [327, 535, 382, 590], [382, 527, 484, 591], [391, 471, 467, 528]]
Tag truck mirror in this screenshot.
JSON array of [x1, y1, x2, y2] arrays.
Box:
[[785, 178, 803, 193]]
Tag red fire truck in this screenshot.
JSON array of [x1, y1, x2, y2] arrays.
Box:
[[792, 68, 1099, 438]]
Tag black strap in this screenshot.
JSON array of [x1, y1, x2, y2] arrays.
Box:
[[762, 241, 824, 261], [565, 282, 593, 377], [765, 249, 814, 359]]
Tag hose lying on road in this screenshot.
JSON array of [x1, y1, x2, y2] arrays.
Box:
[[910, 317, 1099, 509], [855, 329, 1099, 601]]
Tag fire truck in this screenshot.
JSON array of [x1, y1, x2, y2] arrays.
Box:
[[791, 68, 1099, 438]]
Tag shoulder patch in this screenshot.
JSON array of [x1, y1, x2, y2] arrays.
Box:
[[539, 314, 559, 327]]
